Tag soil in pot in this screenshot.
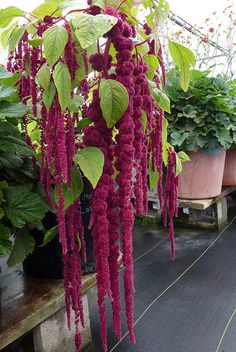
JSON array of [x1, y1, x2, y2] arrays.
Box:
[[178, 149, 226, 199]]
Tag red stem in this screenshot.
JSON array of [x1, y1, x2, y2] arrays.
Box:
[[116, 0, 127, 12], [103, 38, 111, 78], [135, 38, 150, 47]]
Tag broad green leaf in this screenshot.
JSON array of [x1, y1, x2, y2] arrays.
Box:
[[8, 25, 26, 53], [78, 117, 93, 129], [4, 186, 46, 228], [28, 38, 43, 48], [162, 117, 168, 145], [141, 110, 147, 133], [32, 2, 62, 18], [0, 101, 27, 118], [54, 167, 84, 209], [42, 83, 56, 111], [53, 62, 71, 112], [0, 224, 12, 256], [74, 147, 104, 189], [149, 159, 159, 190], [144, 54, 159, 80], [0, 73, 20, 87], [142, 0, 153, 8], [99, 79, 129, 128], [0, 66, 12, 80], [0, 85, 16, 101], [0, 21, 18, 48], [72, 14, 118, 49], [0, 152, 23, 169], [175, 153, 182, 176], [43, 26, 68, 66], [41, 225, 58, 247], [155, 0, 170, 29], [58, 1, 84, 9], [0, 208, 4, 219], [68, 95, 83, 113], [93, 0, 105, 8], [7, 232, 35, 266], [151, 86, 171, 113], [0, 181, 8, 190], [168, 40, 195, 92], [162, 141, 171, 166], [177, 151, 190, 163], [28, 121, 41, 142], [0, 7, 24, 28], [36, 64, 51, 92]]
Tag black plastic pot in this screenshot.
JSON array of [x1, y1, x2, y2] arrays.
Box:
[[23, 177, 94, 279]]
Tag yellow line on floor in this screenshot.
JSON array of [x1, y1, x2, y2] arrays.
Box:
[[215, 306, 236, 352], [110, 216, 236, 352]]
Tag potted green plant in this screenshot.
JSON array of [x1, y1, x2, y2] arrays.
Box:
[[222, 78, 236, 186], [165, 69, 235, 199]]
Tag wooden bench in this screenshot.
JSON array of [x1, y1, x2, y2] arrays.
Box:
[[0, 252, 123, 352], [0, 266, 96, 352], [177, 186, 236, 229], [147, 186, 236, 229]]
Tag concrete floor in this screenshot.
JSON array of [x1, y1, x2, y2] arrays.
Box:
[[87, 197, 236, 352]]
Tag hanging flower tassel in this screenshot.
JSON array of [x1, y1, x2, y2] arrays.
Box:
[[107, 10, 136, 343], [163, 149, 178, 260]]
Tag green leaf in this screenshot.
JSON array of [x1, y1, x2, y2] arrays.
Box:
[[7, 232, 35, 266], [92, 0, 105, 8], [175, 153, 182, 176], [99, 79, 129, 128], [32, 2, 62, 18], [0, 181, 8, 190], [149, 159, 159, 190], [0, 101, 27, 118], [141, 110, 147, 133], [0, 7, 24, 28], [0, 21, 18, 48], [168, 40, 195, 92], [4, 186, 46, 228], [177, 151, 190, 163], [78, 117, 93, 129], [0, 66, 12, 80], [0, 224, 12, 256], [68, 95, 83, 113], [8, 26, 26, 53], [41, 225, 58, 247], [72, 14, 118, 49], [28, 38, 43, 48], [54, 167, 84, 210], [74, 147, 104, 189], [142, 0, 153, 9], [0, 85, 16, 101], [0, 152, 23, 169], [36, 64, 51, 92], [144, 54, 159, 80], [155, 0, 170, 29], [53, 62, 71, 112], [0, 73, 20, 87], [151, 86, 171, 113], [42, 83, 56, 111], [43, 26, 68, 66]]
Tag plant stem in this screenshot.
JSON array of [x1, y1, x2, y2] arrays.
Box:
[[103, 38, 111, 78], [135, 38, 150, 47], [116, 0, 127, 13]]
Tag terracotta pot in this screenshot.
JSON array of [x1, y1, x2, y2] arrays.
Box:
[[178, 149, 226, 199], [223, 149, 236, 186]]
